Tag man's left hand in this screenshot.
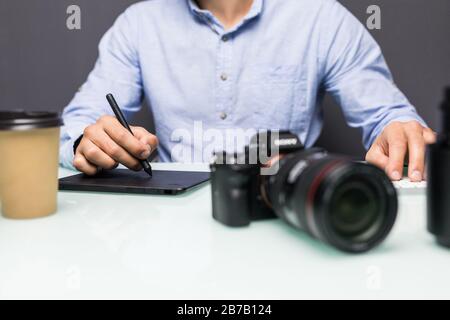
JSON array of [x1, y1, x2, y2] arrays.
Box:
[[366, 121, 437, 181]]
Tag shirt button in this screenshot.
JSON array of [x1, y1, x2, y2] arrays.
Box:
[[219, 112, 228, 120], [222, 35, 229, 42], [220, 73, 228, 81]]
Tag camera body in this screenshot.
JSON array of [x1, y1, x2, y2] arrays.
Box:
[[211, 131, 398, 253], [210, 131, 305, 227]]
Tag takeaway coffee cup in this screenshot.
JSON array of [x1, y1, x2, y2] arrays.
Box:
[[0, 111, 63, 219]]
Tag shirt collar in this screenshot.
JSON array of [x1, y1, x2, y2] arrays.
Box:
[[244, 0, 264, 21], [187, 0, 264, 26]]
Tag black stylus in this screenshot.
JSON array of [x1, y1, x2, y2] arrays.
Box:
[[106, 93, 153, 177]]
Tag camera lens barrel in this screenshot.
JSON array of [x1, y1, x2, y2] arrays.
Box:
[[427, 145, 450, 247], [442, 87, 450, 145], [427, 88, 450, 247], [267, 150, 398, 253]]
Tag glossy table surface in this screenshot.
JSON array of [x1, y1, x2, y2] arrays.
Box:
[[0, 163, 449, 299]]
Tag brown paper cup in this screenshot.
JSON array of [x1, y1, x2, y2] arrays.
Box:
[[0, 111, 62, 219]]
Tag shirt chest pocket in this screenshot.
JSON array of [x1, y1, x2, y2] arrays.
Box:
[[235, 64, 307, 129], [241, 64, 300, 84]]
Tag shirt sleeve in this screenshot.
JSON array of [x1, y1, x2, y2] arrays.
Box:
[[320, 0, 426, 149], [60, 6, 143, 169]]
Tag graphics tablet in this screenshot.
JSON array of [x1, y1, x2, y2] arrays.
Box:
[[59, 169, 210, 195]]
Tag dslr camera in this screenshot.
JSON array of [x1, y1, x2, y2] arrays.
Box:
[[210, 131, 398, 253]]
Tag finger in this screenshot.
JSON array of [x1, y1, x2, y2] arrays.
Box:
[[131, 127, 159, 153], [73, 153, 98, 176], [405, 129, 426, 182], [386, 131, 408, 181], [423, 127, 437, 144], [79, 139, 119, 170], [101, 118, 151, 160], [365, 145, 389, 170], [87, 129, 141, 170]]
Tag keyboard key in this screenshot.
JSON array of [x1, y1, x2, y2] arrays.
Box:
[[393, 179, 427, 195]]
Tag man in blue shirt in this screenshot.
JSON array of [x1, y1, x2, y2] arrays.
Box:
[[61, 0, 436, 181]]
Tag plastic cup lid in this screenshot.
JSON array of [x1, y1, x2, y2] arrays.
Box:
[[0, 110, 63, 131]]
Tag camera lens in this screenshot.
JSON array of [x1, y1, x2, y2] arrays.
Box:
[[266, 149, 398, 253], [330, 180, 379, 238]]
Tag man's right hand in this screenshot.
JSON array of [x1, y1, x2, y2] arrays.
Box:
[[73, 115, 159, 175]]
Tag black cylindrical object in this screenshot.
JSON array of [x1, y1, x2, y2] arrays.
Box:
[[427, 87, 450, 247]]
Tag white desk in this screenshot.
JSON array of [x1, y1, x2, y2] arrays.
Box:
[[0, 163, 449, 299]]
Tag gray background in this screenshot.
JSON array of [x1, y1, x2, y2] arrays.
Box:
[[1, 0, 449, 158]]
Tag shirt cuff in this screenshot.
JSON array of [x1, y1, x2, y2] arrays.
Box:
[[59, 136, 80, 171]]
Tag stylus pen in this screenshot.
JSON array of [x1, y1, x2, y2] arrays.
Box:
[[106, 93, 153, 177]]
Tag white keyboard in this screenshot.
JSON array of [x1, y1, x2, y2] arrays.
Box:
[[393, 179, 427, 195]]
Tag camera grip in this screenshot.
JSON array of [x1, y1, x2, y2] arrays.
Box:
[[211, 167, 252, 227]]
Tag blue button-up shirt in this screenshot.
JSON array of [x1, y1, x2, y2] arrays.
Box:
[[60, 0, 424, 168]]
